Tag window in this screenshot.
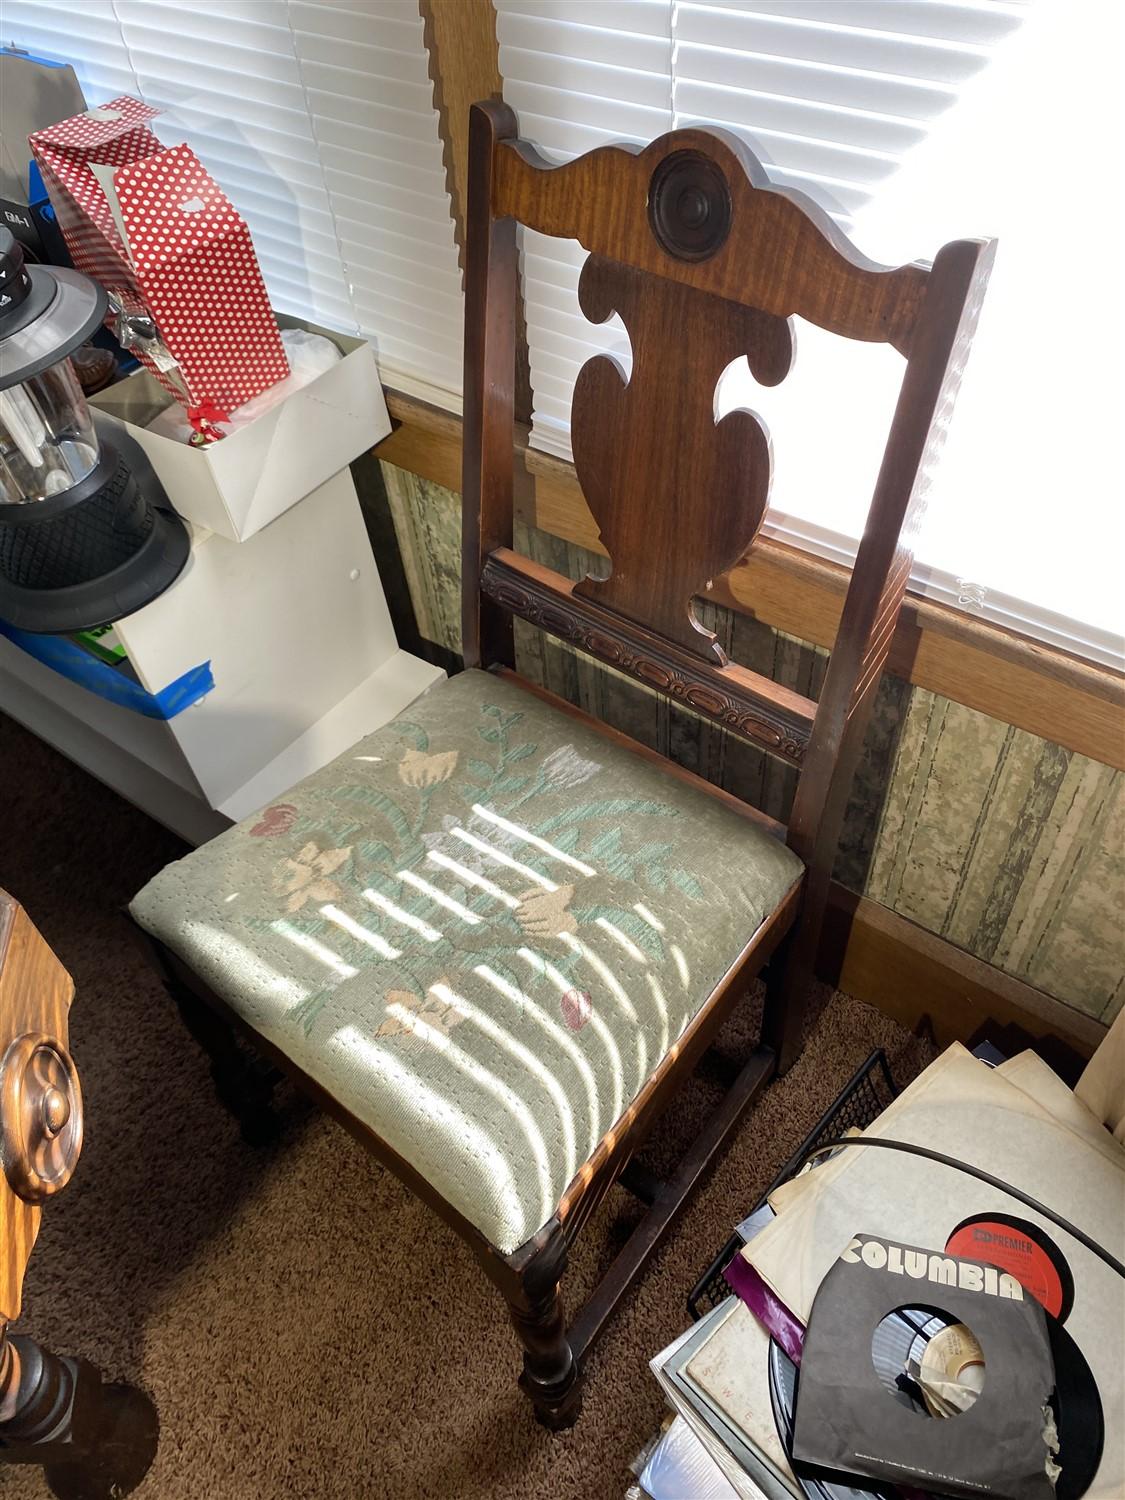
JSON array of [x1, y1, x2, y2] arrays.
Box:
[[6, 1, 1121, 665], [496, 0, 1125, 667]]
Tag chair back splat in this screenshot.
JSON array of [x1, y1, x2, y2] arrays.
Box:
[[462, 99, 993, 922]]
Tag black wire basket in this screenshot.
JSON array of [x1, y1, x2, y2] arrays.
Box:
[[687, 1048, 897, 1321]]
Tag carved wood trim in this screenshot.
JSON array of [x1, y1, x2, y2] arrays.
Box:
[[0, 1032, 82, 1204], [493, 125, 929, 356], [491, 665, 787, 842], [481, 548, 814, 764]]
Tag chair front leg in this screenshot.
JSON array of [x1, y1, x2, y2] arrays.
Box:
[[163, 968, 280, 1146], [762, 933, 815, 1074], [504, 1239, 582, 1430]]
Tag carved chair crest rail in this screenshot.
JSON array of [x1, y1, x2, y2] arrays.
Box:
[[129, 100, 992, 1428]]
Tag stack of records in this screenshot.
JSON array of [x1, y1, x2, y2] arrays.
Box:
[[649, 1293, 803, 1500], [647, 1043, 1124, 1500], [631, 1414, 744, 1500]]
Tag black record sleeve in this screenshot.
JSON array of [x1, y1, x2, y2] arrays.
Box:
[[792, 1233, 1057, 1500]]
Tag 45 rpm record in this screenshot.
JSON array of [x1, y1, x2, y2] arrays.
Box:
[[767, 1310, 1103, 1500], [1046, 1315, 1104, 1500], [868, 1305, 983, 1419], [946, 1214, 1075, 1322]]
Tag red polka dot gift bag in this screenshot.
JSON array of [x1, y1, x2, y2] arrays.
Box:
[[30, 96, 288, 415]]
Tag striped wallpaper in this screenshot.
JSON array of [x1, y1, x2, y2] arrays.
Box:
[[374, 461, 1122, 1026]]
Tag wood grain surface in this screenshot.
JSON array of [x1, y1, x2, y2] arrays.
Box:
[[0, 892, 77, 1324]]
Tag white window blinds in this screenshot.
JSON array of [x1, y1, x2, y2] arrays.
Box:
[[497, 1, 672, 453], [495, 0, 1125, 668], [2, 0, 464, 408]]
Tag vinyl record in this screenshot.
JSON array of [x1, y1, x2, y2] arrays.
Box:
[[1046, 1315, 1103, 1500], [767, 1311, 1103, 1500], [946, 1214, 1075, 1323], [868, 1305, 987, 1420]]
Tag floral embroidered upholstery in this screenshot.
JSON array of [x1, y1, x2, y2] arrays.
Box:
[[131, 670, 803, 1253]]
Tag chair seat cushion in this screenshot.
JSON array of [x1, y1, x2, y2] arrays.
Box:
[[131, 669, 803, 1254]]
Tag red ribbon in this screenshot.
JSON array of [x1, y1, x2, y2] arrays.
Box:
[[186, 398, 230, 444]]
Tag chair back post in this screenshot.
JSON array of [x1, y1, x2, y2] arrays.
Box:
[[787, 235, 995, 886], [461, 100, 521, 672], [763, 235, 993, 1068]]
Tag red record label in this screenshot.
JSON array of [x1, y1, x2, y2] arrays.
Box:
[[945, 1217, 1066, 1317]]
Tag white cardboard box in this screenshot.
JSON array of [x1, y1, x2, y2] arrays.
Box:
[[0, 470, 444, 842], [89, 315, 391, 543], [112, 468, 444, 819]]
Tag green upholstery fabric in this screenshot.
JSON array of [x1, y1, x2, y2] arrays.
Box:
[[131, 670, 803, 1254]]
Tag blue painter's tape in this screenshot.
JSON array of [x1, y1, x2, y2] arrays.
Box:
[[1, 46, 71, 68], [0, 622, 213, 720]]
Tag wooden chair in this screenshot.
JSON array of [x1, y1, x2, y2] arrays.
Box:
[[129, 101, 991, 1428], [0, 890, 158, 1497]]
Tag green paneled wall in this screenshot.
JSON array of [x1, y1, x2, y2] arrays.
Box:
[[379, 461, 1123, 1026]]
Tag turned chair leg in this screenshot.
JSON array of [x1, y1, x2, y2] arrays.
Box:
[[0, 1330, 158, 1500], [164, 974, 280, 1145], [504, 1251, 582, 1430], [762, 946, 811, 1075], [762, 911, 822, 1075]]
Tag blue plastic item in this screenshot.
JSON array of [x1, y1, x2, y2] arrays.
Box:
[[0, 621, 213, 720]]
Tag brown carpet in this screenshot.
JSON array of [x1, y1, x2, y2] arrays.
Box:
[[1, 710, 935, 1500]]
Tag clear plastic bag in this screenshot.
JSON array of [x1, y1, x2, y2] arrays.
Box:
[[145, 328, 343, 444]]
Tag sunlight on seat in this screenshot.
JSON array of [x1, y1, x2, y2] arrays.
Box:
[[633, 902, 665, 932], [329, 1025, 530, 1249], [474, 963, 601, 1154], [671, 943, 691, 987], [181, 921, 309, 1009], [560, 932, 647, 1080], [362, 887, 441, 942], [379, 1002, 555, 1231], [320, 903, 401, 959], [594, 916, 647, 964], [430, 981, 578, 1184], [396, 868, 482, 925], [426, 850, 520, 909], [645, 973, 671, 1055], [518, 946, 626, 1121], [471, 804, 596, 877], [451, 828, 558, 891], [271, 919, 359, 980], [559, 933, 640, 1023]]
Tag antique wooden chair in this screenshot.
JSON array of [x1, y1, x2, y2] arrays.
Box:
[[0, 890, 157, 1497], [129, 101, 991, 1428]]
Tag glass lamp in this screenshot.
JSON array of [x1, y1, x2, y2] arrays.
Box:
[[0, 227, 189, 632]]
